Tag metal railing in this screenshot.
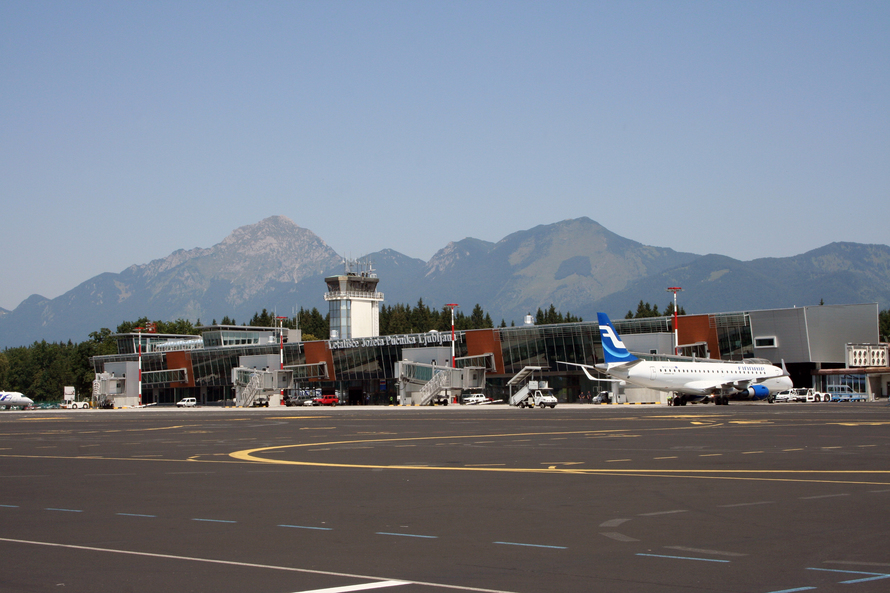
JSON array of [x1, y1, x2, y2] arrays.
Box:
[[420, 370, 449, 406]]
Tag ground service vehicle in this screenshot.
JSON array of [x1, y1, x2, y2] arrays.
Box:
[[520, 391, 557, 408], [775, 388, 808, 402], [805, 388, 830, 402], [176, 397, 197, 407], [509, 370, 558, 409], [462, 393, 492, 405], [827, 385, 868, 402], [61, 386, 89, 409]]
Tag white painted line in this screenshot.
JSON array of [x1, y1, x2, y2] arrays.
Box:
[[600, 532, 638, 542], [798, 493, 850, 500], [494, 541, 567, 550], [717, 501, 775, 508], [599, 518, 630, 528], [292, 580, 409, 592], [807, 566, 890, 584], [825, 560, 890, 568], [0, 536, 519, 593], [637, 553, 729, 563], [665, 546, 747, 557], [638, 510, 688, 516]]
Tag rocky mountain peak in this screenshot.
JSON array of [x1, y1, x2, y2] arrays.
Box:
[[425, 238, 495, 276]]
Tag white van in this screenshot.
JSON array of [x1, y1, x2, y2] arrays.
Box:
[[176, 397, 196, 407]]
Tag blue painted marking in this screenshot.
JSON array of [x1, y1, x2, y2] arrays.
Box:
[[807, 567, 890, 584], [764, 588, 816, 593], [117, 513, 156, 518], [192, 518, 236, 523], [45, 508, 83, 513], [376, 532, 438, 539], [279, 524, 333, 531], [494, 541, 567, 550], [0, 505, 19, 508], [636, 553, 729, 563]]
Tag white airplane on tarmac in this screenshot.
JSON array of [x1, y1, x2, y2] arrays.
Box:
[[0, 391, 34, 410], [560, 313, 793, 405]]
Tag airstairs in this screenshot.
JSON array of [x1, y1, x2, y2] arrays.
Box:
[[507, 366, 540, 406], [507, 366, 556, 407], [509, 384, 531, 407], [236, 373, 263, 407], [419, 370, 449, 406]]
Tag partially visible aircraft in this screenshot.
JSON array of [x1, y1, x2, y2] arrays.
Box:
[[0, 391, 34, 410], [561, 313, 793, 405]]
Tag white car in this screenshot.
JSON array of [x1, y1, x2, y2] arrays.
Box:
[[462, 393, 492, 405], [176, 397, 196, 407], [774, 390, 796, 403]]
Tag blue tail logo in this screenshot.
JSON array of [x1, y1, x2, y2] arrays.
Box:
[[597, 313, 638, 365]]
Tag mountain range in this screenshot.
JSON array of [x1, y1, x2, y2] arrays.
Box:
[[2, 215, 889, 348]]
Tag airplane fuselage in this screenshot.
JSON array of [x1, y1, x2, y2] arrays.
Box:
[[597, 359, 792, 399], [0, 391, 34, 409]]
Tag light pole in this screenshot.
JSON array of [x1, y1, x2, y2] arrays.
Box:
[[445, 304, 459, 367], [666, 287, 682, 355], [277, 316, 288, 405], [134, 326, 144, 406], [445, 304, 459, 405]]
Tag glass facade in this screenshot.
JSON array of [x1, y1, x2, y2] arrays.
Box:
[[90, 319, 699, 404], [713, 313, 754, 361], [497, 323, 601, 375], [329, 299, 351, 339], [201, 329, 274, 348]]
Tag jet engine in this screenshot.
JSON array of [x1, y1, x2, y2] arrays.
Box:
[[739, 384, 770, 399]]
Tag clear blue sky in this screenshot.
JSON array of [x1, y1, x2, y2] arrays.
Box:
[[2, 1, 888, 311]]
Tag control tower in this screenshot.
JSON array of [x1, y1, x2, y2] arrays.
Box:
[[324, 259, 383, 339]]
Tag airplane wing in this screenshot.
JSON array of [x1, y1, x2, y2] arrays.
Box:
[[679, 380, 742, 395], [682, 377, 771, 395], [556, 361, 624, 382]]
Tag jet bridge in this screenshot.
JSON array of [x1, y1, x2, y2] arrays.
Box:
[[395, 360, 487, 406], [232, 367, 292, 407], [232, 354, 329, 407]]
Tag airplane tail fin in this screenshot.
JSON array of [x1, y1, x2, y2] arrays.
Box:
[[597, 313, 639, 367]]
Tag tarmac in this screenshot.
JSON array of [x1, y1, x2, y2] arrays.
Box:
[[2, 402, 889, 592]]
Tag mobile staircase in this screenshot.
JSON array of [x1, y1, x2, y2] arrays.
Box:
[[235, 372, 263, 407], [508, 366, 557, 408]]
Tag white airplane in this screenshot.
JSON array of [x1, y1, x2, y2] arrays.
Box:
[[561, 313, 793, 405], [0, 391, 35, 410]]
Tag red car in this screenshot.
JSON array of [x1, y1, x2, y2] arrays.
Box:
[[314, 394, 339, 406]]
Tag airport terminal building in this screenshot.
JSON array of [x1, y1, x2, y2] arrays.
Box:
[[90, 299, 887, 407]]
